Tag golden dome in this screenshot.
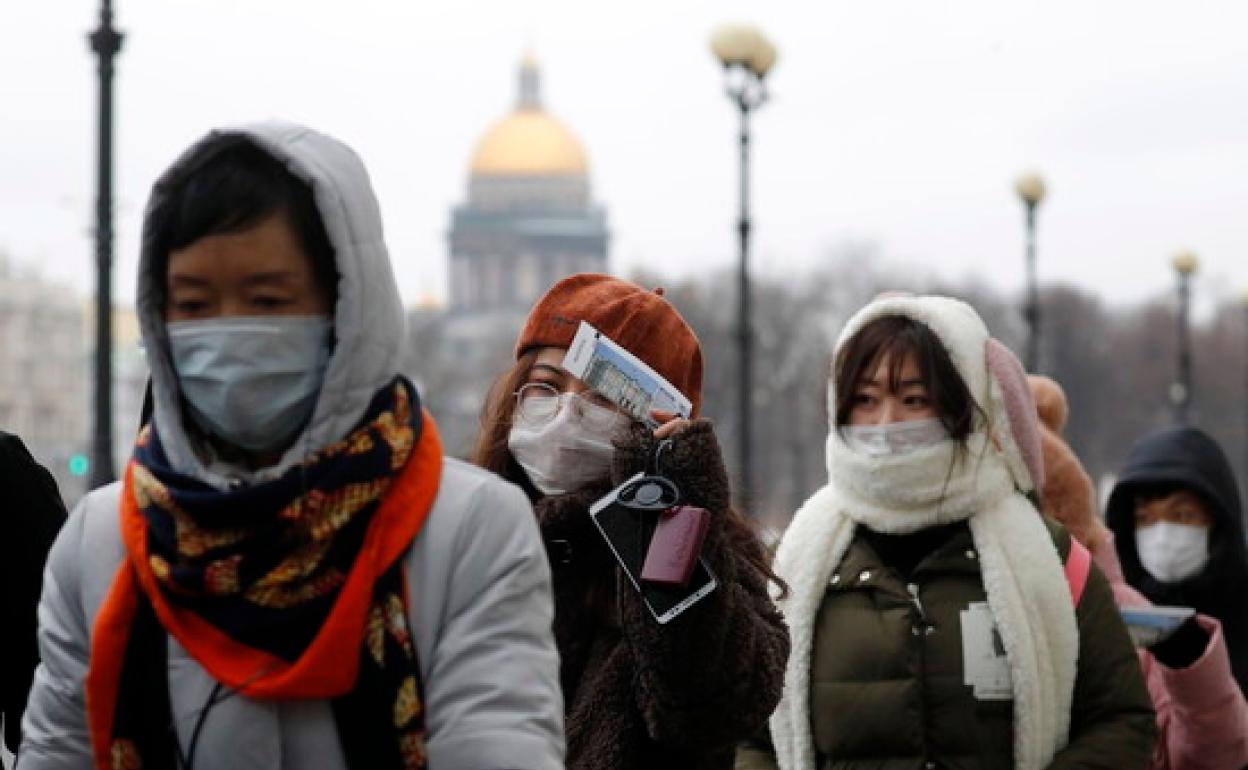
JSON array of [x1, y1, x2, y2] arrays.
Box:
[[468, 57, 588, 177], [470, 110, 587, 176]]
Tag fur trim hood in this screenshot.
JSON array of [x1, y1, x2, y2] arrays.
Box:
[[827, 294, 1044, 493]]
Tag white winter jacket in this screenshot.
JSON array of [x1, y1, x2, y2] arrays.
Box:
[[19, 121, 565, 770]]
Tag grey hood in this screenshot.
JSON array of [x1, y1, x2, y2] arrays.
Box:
[[136, 121, 405, 487]]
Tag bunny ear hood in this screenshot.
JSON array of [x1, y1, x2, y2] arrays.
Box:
[[774, 295, 1078, 770], [829, 294, 1044, 493]]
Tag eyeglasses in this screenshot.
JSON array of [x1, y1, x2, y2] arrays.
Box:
[[513, 383, 627, 431]]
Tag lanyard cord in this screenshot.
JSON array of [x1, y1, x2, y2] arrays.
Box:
[[174, 682, 227, 770]]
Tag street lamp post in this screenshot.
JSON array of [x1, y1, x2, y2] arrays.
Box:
[[1171, 251, 1198, 424], [711, 23, 776, 509], [1240, 288, 1248, 475], [88, 0, 123, 488], [1014, 173, 1046, 372]]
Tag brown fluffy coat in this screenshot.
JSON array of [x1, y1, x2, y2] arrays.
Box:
[[1029, 375, 1112, 552], [535, 420, 789, 770]]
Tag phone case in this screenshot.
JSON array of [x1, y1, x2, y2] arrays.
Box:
[[641, 505, 710, 587], [590, 473, 718, 624]]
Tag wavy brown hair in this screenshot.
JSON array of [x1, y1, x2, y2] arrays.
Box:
[[471, 350, 542, 493], [472, 350, 788, 598]]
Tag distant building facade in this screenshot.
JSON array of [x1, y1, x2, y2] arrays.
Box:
[[0, 256, 88, 501], [585, 357, 648, 417], [0, 256, 150, 505], [422, 56, 611, 456], [447, 55, 608, 319]]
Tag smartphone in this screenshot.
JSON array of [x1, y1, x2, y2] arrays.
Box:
[[589, 474, 718, 624]]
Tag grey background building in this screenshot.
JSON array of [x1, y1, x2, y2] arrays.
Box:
[[414, 55, 611, 456], [447, 54, 608, 319]]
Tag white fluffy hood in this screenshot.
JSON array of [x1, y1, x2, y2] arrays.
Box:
[[135, 121, 405, 487], [769, 294, 1076, 770], [827, 293, 1039, 494]]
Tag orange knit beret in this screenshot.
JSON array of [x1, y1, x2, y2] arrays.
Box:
[[515, 273, 704, 416]]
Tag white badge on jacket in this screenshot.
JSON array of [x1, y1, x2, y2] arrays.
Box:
[[961, 602, 1013, 701]]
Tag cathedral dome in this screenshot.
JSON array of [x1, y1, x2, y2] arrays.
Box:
[[468, 57, 588, 177]]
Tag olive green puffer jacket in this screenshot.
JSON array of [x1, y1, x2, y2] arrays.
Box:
[[737, 519, 1155, 770]]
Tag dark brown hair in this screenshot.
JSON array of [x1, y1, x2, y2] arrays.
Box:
[[834, 315, 980, 441], [472, 351, 788, 597], [148, 133, 339, 306]]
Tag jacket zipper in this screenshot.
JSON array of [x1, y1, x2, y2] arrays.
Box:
[[907, 583, 932, 635], [905, 581, 936, 766]]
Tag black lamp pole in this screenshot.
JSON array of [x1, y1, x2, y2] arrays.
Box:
[[1172, 253, 1197, 424], [1023, 202, 1040, 372], [89, 0, 123, 488], [1014, 173, 1046, 373], [731, 87, 764, 508], [712, 25, 774, 509], [1242, 293, 1248, 476]]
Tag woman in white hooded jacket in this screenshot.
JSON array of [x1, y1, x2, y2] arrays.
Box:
[[738, 294, 1155, 770], [19, 123, 564, 770]]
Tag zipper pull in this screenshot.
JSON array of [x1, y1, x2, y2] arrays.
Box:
[[907, 583, 934, 636], [906, 583, 926, 619]]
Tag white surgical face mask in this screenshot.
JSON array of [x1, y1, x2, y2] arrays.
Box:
[[1136, 521, 1210, 584], [843, 418, 950, 458], [508, 395, 631, 497], [167, 315, 332, 454]]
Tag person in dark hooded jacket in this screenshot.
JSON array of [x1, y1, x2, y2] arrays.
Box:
[[0, 432, 66, 753], [1106, 426, 1248, 695]]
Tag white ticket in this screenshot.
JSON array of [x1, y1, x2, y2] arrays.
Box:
[[562, 321, 692, 425]]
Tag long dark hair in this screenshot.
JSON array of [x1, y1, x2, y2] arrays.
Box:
[[472, 352, 788, 597], [834, 315, 980, 441], [471, 350, 541, 493]]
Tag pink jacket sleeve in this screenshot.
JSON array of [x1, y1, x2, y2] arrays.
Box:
[[1095, 536, 1248, 770], [1149, 615, 1248, 770]]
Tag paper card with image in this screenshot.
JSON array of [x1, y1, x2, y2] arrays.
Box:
[[562, 321, 693, 425], [1120, 605, 1195, 647]]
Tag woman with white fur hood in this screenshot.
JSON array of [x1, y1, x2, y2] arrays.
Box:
[[737, 295, 1155, 770]]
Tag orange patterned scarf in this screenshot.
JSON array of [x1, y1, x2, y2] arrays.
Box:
[[86, 378, 440, 770]]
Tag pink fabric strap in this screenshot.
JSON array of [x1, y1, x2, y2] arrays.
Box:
[[1065, 538, 1092, 606]]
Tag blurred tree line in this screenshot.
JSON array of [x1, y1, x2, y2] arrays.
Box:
[[405, 252, 1248, 529]]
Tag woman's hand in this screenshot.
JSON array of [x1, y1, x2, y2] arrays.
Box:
[[651, 409, 691, 440], [613, 414, 731, 516]]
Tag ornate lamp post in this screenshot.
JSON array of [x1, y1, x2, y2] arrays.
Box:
[[1170, 251, 1199, 424], [711, 23, 776, 508], [1014, 172, 1046, 372], [88, 0, 123, 488]]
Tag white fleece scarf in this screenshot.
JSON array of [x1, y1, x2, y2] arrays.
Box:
[[768, 296, 1079, 770]]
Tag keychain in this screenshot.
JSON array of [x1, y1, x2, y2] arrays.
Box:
[[614, 439, 682, 512], [617, 439, 712, 588]]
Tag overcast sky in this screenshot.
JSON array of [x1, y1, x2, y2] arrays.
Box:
[[3, 0, 1247, 311]]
